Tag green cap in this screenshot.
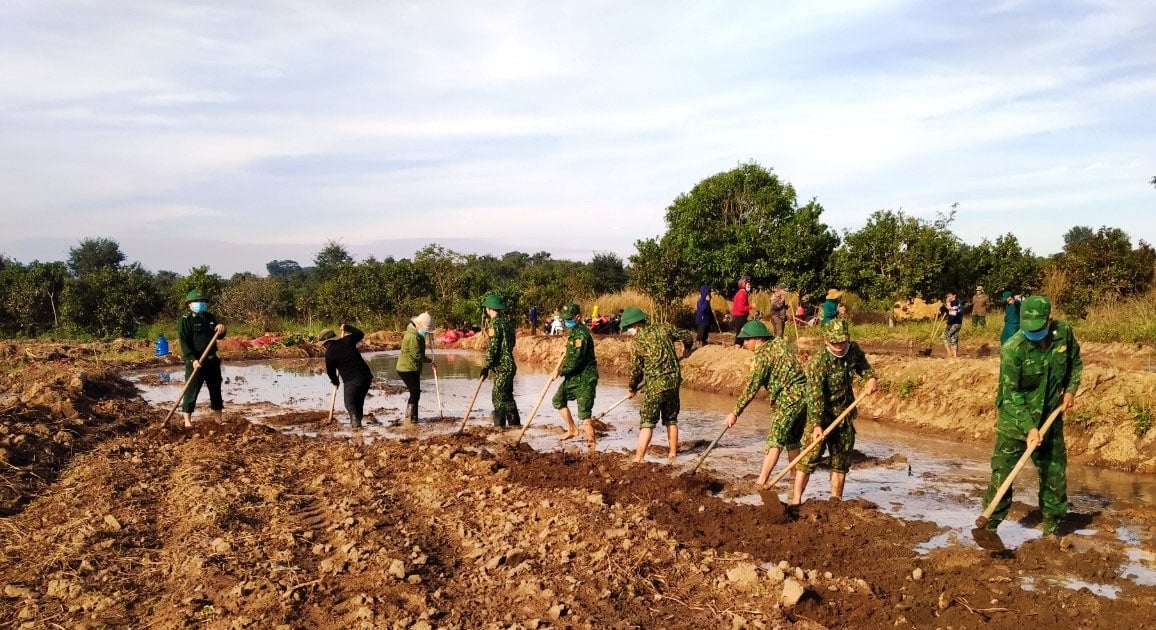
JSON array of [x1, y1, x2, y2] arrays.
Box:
[[620, 306, 648, 330], [482, 294, 506, 310], [823, 319, 850, 343], [317, 328, 337, 344], [1019, 295, 1051, 332], [736, 320, 773, 339], [184, 289, 207, 303], [560, 303, 580, 320]]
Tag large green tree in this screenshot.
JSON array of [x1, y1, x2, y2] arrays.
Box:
[[67, 237, 125, 277], [1048, 226, 1156, 318]]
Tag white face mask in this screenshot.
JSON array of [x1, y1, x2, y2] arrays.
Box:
[[626, 327, 638, 336], [189, 301, 207, 314]]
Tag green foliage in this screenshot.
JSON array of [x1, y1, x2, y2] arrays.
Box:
[[1048, 226, 1155, 318], [628, 237, 692, 321], [313, 240, 354, 279], [959, 234, 1042, 299], [265, 259, 303, 278], [897, 378, 920, 400], [67, 237, 125, 276], [61, 264, 163, 338], [1128, 400, 1152, 437], [588, 251, 628, 295], [171, 266, 226, 310], [218, 276, 289, 330]]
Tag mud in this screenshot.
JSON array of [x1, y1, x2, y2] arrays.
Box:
[[2, 339, 1156, 628]]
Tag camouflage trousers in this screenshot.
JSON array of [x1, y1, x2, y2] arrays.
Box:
[[639, 387, 680, 428], [490, 365, 519, 413], [766, 389, 807, 451], [982, 421, 1068, 528], [797, 416, 856, 474], [553, 372, 598, 419]]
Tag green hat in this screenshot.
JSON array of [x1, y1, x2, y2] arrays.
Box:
[[560, 303, 580, 320], [482, 294, 506, 310], [184, 288, 207, 303], [1019, 296, 1051, 332], [620, 306, 648, 330], [823, 319, 851, 343], [317, 328, 337, 344], [736, 320, 773, 339]]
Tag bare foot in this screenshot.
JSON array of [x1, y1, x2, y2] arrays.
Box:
[[558, 430, 580, 441]]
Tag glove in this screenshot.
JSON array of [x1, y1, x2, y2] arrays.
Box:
[[480, 367, 490, 379]]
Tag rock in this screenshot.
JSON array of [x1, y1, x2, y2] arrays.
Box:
[[938, 592, 951, 610], [780, 577, 806, 608], [912, 567, 923, 581], [4, 584, 31, 598], [211, 538, 232, 554], [726, 563, 760, 592], [388, 559, 406, 579], [587, 492, 606, 506], [548, 603, 567, 619], [768, 567, 785, 583], [103, 515, 121, 532]]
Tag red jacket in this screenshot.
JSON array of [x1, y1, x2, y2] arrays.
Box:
[[731, 288, 751, 317]]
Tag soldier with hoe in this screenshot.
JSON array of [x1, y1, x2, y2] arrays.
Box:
[[793, 319, 878, 504], [177, 289, 228, 428], [552, 303, 599, 447], [981, 296, 1081, 537], [622, 307, 692, 463], [724, 320, 809, 485], [481, 294, 520, 429]]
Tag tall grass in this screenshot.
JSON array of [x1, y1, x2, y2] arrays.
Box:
[[1073, 290, 1156, 343]]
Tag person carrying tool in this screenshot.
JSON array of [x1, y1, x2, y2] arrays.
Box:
[[769, 286, 790, 338], [552, 303, 599, 447], [730, 277, 752, 347], [397, 311, 433, 422], [177, 289, 228, 428], [481, 294, 520, 429], [318, 324, 373, 429], [622, 307, 692, 462], [970, 285, 989, 328], [981, 296, 1081, 537], [940, 291, 964, 358], [792, 319, 878, 504], [1000, 291, 1022, 345], [724, 321, 808, 485]]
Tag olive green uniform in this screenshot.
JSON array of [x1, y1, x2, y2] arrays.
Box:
[[733, 337, 808, 450], [177, 310, 226, 413], [798, 342, 875, 474], [484, 313, 520, 426], [628, 323, 691, 428], [553, 322, 598, 419], [982, 321, 1081, 534]]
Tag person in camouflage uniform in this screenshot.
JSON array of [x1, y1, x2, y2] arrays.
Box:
[[982, 296, 1081, 537], [552, 302, 599, 447], [792, 319, 878, 504], [481, 294, 520, 429], [622, 307, 692, 462], [724, 320, 808, 485]]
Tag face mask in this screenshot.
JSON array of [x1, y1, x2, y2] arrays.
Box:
[[1023, 326, 1049, 342], [564, 319, 576, 329], [626, 327, 638, 336], [826, 343, 849, 358], [417, 329, 427, 337], [189, 301, 207, 314]]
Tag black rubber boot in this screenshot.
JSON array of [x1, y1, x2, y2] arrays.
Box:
[[492, 409, 506, 428], [406, 403, 419, 423], [506, 409, 521, 428], [350, 415, 362, 430]]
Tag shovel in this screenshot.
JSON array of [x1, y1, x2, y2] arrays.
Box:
[[163, 330, 221, 426], [759, 393, 867, 506], [920, 314, 943, 356], [429, 339, 444, 417], [326, 384, 339, 424], [514, 351, 568, 444], [591, 394, 631, 424], [975, 406, 1065, 529], [686, 425, 729, 475], [456, 374, 487, 434]]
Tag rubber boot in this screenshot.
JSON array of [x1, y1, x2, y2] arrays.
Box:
[[492, 409, 506, 429], [506, 409, 521, 428], [406, 403, 419, 423], [350, 414, 362, 430]]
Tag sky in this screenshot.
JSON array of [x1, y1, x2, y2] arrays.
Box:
[[0, 0, 1153, 277]]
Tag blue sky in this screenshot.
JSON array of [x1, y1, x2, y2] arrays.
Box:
[[1, 0, 1153, 276]]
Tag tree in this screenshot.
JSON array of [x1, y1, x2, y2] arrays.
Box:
[[266, 259, 303, 278], [172, 265, 225, 309], [61, 264, 163, 337], [218, 276, 288, 330], [1048, 226, 1156, 318], [628, 238, 693, 321], [1063, 226, 1094, 248], [588, 251, 628, 295], [1149, 175, 1155, 189], [67, 237, 125, 277], [313, 241, 354, 278], [959, 234, 1042, 299]]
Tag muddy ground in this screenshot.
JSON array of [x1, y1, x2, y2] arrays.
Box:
[[2, 337, 1156, 629]]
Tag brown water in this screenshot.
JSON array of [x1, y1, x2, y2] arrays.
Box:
[[126, 349, 1156, 589]]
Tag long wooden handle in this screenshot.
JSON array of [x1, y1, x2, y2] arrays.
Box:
[[456, 375, 487, 434], [164, 330, 222, 424], [976, 406, 1065, 528], [764, 393, 866, 488], [515, 350, 568, 444], [592, 394, 631, 422], [689, 425, 729, 475], [429, 339, 444, 415], [327, 384, 339, 423]]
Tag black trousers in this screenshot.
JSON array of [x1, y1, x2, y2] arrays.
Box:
[[343, 375, 371, 421], [696, 322, 711, 345], [731, 315, 748, 345], [182, 358, 223, 413], [398, 371, 421, 405]]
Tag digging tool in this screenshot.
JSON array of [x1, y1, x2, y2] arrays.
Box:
[[456, 374, 487, 434], [921, 313, 943, 356], [790, 296, 801, 350], [163, 330, 222, 425], [975, 406, 1065, 529], [762, 393, 867, 490], [327, 384, 339, 424], [591, 394, 631, 424], [429, 339, 444, 417], [687, 425, 729, 475], [514, 351, 568, 444]]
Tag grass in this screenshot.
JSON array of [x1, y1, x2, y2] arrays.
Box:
[[1069, 291, 1156, 343], [1129, 400, 1153, 437]]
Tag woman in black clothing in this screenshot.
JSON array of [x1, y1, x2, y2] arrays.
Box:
[[319, 324, 374, 429]]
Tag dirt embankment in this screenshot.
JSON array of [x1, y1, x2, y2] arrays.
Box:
[[459, 333, 1156, 473]]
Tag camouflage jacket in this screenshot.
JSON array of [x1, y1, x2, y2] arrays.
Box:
[[559, 322, 598, 380], [484, 314, 517, 372], [734, 337, 806, 415], [995, 321, 1082, 440], [805, 342, 875, 427], [628, 323, 691, 393]]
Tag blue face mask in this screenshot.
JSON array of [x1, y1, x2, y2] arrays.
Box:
[[1023, 326, 1049, 342], [564, 319, 576, 329], [189, 301, 207, 314], [417, 329, 427, 337]]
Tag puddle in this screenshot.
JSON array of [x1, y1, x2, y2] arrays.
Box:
[[127, 351, 1156, 590]]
